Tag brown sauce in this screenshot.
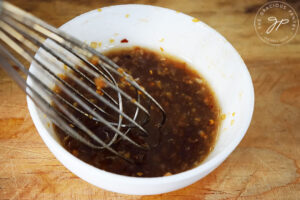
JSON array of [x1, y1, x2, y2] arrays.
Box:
[[53, 47, 220, 177]]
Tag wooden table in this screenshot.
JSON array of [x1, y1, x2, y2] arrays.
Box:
[[1, 0, 299, 199]]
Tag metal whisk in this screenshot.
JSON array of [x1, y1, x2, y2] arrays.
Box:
[[0, 1, 166, 162]]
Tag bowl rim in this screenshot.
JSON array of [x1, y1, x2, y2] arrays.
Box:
[[27, 4, 255, 184]]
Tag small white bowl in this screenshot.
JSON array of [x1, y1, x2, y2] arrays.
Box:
[[27, 4, 254, 195]]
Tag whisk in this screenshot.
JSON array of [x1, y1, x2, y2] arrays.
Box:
[[0, 1, 166, 162]]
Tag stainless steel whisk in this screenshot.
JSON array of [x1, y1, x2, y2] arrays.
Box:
[[0, 1, 165, 162]]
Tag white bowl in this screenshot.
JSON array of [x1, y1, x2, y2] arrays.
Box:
[[27, 4, 254, 195]]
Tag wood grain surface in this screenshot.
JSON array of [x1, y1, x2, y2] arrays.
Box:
[[0, 0, 299, 199]]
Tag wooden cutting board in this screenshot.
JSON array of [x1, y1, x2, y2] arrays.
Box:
[[0, 0, 299, 199]]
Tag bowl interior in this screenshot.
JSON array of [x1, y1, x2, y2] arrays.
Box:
[[27, 4, 254, 194]]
